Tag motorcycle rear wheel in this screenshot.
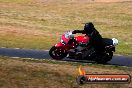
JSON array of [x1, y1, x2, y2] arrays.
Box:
[[95, 52, 113, 64], [49, 46, 67, 60]]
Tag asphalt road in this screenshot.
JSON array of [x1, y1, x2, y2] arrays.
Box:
[[0, 48, 132, 67]]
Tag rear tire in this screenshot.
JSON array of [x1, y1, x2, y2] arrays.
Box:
[[95, 52, 113, 64], [49, 46, 67, 60]]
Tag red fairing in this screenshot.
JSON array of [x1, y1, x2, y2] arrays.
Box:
[[75, 35, 90, 43], [55, 42, 64, 47]]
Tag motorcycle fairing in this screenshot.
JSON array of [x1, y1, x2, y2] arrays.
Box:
[[75, 36, 90, 43], [55, 42, 64, 47]]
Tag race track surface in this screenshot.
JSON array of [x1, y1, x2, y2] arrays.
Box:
[[0, 48, 132, 67]]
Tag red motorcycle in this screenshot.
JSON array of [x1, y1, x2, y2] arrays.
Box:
[[49, 31, 118, 64]]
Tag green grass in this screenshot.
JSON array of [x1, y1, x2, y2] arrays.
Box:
[[0, 34, 57, 49], [0, 56, 131, 88], [0, 0, 132, 54]]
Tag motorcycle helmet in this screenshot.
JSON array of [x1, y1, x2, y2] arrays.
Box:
[[84, 22, 95, 33]]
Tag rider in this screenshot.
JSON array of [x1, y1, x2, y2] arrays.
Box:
[[72, 22, 104, 52]]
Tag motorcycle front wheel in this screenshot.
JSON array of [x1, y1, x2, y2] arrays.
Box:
[[49, 46, 67, 60]]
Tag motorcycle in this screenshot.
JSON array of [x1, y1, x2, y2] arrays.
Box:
[[49, 31, 118, 64]]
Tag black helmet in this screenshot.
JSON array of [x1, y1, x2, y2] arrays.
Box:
[[84, 22, 95, 33]]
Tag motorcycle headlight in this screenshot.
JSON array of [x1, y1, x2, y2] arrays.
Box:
[[60, 38, 66, 44], [61, 39, 63, 43]]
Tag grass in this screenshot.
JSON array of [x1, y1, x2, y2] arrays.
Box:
[[0, 1, 131, 87], [0, 56, 132, 88], [0, 0, 32, 3], [0, 0, 132, 54]]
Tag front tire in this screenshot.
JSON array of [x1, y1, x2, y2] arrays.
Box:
[[49, 46, 67, 60]]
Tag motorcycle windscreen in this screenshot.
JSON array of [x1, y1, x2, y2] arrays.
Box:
[[61, 34, 70, 44], [75, 36, 90, 43]]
